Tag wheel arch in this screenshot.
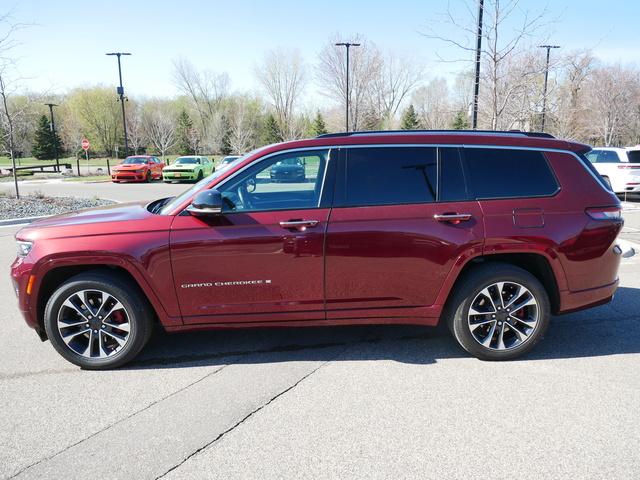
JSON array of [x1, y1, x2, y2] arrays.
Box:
[[443, 252, 561, 316], [34, 262, 171, 337]]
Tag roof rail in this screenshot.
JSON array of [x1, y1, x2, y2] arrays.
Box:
[[315, 130, 556, 139]]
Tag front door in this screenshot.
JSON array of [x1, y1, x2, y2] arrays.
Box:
[[170, 148, 333, 325]]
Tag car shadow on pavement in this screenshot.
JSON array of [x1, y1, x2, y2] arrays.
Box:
[[126, 286, 640, 370]]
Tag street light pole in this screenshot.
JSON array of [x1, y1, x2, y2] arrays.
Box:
[[335, 42, 360, 132], [44, 103, 60, 171], [106, 52, 131, 157], [539, 45, 560, 133]]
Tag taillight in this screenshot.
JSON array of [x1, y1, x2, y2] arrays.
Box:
[[617, 165, 640, 169], [585, 206, 622, 220]]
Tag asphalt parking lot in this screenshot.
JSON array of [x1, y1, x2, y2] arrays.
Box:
[[1, 180, 639, 479]]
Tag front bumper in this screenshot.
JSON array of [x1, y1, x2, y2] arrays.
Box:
[[112, 172, 147, 181], [163, 171, 197, 181]]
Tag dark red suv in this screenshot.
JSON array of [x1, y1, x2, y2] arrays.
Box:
[[11, 131, 624, 369]]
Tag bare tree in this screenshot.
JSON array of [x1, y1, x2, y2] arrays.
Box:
[[412, 77, 453, 129], [172, 57, 230, 152], [142, 99, 177, 161], [125, 100, 144, 155], [550, 49, 597, 142], [59, 106, 84, 161], [0, 9, 34, 197], [227, 94, 263, 154], [423, 0, 555, 130], [253, 46, 308, 140], [373, 50, 426, 129], [581, 64, 640, 146]]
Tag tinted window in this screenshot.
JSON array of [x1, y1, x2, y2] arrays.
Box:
[[464, 148, 559, 199], [345, 147, 437, 206], [440, 147, 468, 202], [626, 150, 640, 163]]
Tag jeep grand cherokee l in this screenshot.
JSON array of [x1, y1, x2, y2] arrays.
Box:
[[11, 131, 624, 369]]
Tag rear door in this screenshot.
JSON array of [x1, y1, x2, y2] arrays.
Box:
[[325, 146, 484, 320]]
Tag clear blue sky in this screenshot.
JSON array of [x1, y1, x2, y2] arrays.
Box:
[[6, 0, 639, 104]]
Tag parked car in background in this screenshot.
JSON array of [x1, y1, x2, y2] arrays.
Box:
[[111, 156, 165, 183], [11, 130, 624, 369], [162, 156, 214, 183], [218, 155, 241, 169], [270, 157, 306, 182], [586, 147, 640, 194]]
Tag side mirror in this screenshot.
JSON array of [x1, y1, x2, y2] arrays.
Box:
[[186, 189, 223, 216]]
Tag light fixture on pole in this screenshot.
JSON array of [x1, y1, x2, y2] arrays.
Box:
[[335, 42, 360, 132], [44, 103, 60, 171], [106, 52, 131, 156], [539, 45, 560, 133]]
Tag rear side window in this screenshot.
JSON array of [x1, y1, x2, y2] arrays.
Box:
[[464, 148, 559, 199], [627, 150, 640, 163], [345, 147, 437, 206], [592, 150, 622, 163]]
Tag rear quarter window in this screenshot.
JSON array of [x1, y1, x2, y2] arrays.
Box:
[[463, 148, 559, 199]]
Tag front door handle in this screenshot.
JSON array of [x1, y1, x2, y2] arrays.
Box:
[[279, 220, 319, 231], [434, 213, 472, 225]]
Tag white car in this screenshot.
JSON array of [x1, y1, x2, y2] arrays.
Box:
[[586, 147, 640, 194]]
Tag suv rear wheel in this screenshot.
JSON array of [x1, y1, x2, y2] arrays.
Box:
[[44, 271, 154, 370], [446, 263, 550, 360]]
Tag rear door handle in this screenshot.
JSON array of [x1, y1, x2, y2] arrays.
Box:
[[434, 214, 472, 224], [279, 220, 319, 231]]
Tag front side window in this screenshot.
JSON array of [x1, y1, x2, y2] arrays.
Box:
[[218, 149, 329, 212], [344, 147, 438, 206], [464, 148, 559, 199]]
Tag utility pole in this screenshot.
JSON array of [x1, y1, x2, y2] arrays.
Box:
[[472, 0, 484, 130], [539, 45, 561, 132], [106, 52, 131, 156], [335, 42, 361, 132], [44, 103, 60, 171]]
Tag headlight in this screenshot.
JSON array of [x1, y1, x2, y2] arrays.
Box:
[[17, 241, 34, 257], [134, 169, 144, 173]]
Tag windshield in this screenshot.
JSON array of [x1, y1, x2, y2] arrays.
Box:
[[123, 157, 148, 165], [176, 157, 198, 164], [158, 153, 250, 215]]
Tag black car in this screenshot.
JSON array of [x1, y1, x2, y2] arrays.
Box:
[[270, 157, 305, 182]]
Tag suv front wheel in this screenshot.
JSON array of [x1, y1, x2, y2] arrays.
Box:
[[44, 271, 154, 370], [446, 263, 550, 360]]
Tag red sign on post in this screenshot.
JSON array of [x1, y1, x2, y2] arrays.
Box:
[[82, 139, 90, 150]]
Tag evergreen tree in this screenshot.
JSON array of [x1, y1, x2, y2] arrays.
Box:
[[310, 110, 328, 137], [452, 110, 470, 130], [262, 114, 283, 146], [220, 115, 233, 156], [176, 109, 195, 155], [31, 115, 63, 160], [400, 105, 421, 130]]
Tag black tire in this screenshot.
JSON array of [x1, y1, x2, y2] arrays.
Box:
[[144, 170, 151, 182], [44, 271, 154, 369], [445, 263, 550, 360], [196, 170, 203, 181]]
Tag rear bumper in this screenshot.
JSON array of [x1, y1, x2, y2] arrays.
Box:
[[557, 278, 619, 315]]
